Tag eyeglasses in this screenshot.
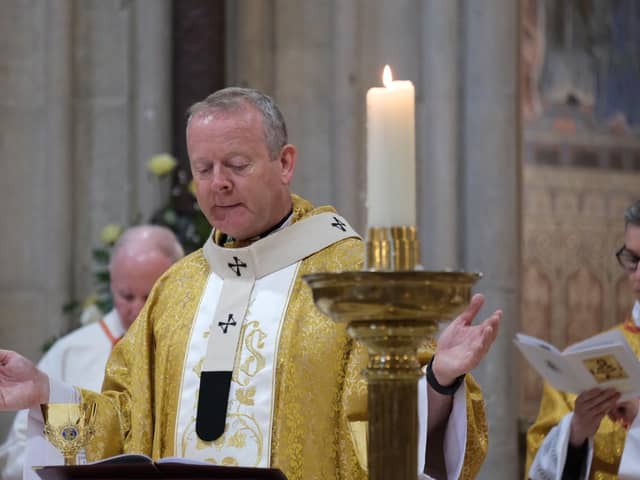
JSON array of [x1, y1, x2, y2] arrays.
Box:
[[616, 245, 640, 273]]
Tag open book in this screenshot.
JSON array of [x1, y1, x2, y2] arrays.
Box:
[[35, 453, 288, 480], [514, 329, 640, 400]]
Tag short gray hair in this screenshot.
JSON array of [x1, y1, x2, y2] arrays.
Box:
[[110, 225, 184, 269], [624, 200, 640, 228], [187, 87, 288, 159]]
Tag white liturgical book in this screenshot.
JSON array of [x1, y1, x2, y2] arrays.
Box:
[[515, 329, 640, 400]]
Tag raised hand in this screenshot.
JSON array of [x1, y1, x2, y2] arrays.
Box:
[[570, 387, 620, 446], [432, 294, 502, 386], [0, 349, 49, 410]]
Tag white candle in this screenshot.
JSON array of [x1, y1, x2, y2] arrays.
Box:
[[366, 65, 416, 227]]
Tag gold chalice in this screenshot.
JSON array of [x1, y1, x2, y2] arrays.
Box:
[[41, 402, 97, 465]]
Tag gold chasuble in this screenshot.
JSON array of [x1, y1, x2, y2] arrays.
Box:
[[80, 195, 488, 480], [526, 319, 640, 480]]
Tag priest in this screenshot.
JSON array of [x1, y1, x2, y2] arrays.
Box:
[[526, 200, 640, 479], [0, 87, 501, 480]]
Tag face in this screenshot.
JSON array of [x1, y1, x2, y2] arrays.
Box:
[[187, 106, 296, 240], [623, 224, 640, 301], [110, 251, 173, 329]]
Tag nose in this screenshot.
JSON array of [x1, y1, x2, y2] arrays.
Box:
[[210, 166, 232, 192]]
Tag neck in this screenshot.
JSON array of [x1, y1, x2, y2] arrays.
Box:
[[217, 207, 294, 247], [256, 207, 293, 239]]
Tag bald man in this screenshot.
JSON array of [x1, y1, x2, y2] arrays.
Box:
[[0, 225, 183, 480]]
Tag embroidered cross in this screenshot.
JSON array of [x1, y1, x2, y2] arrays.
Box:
[[228, 256, 248, 276], [218, 313, 237, 334], [331, 216, 347, 232]]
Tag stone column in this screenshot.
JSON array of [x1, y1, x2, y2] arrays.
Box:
[[226, 0, 275, 94], [72, 0, 172, 298], [0, 0, 74, 436], [460, 1, 521, 478], [418, 0, 460, 270], [130, 0, 173, 221]]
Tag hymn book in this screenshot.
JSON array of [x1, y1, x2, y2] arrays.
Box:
[[514, 329, 640, 400]]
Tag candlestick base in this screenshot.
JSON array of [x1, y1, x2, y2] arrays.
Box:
[[366, 226, 420, 271], [304, 269, 480, 480]]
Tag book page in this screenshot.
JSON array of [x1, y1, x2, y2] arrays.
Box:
[[564, 329, 628, 354], [565, 343, 640, 400], [514, 338, 582, 393], [515, 333, 561, 354]]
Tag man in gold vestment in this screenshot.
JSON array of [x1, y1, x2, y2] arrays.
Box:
[[526, 200, 640, 480], [0, 88, 501, 480]]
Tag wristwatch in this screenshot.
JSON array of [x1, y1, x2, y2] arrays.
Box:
[[426, 356, 465, 395]]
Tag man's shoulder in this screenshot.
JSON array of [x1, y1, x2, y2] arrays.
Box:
[[155, 248, 209, 283], [304, 236, 364, 272]]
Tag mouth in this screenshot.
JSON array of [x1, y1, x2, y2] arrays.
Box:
[[215, 203, 241, 210], [211, 203, 243, 218]]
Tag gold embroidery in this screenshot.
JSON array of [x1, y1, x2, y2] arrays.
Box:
[[236, 386, 256, 406], [240, 322, 267, 378]]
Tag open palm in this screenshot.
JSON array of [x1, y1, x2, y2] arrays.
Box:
[[432, 294, 501, 385]]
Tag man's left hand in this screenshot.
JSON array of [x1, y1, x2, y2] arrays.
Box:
[[432, 294, 501, 386]]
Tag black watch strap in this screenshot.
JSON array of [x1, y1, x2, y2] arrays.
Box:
[[426, 356, 465, 396]]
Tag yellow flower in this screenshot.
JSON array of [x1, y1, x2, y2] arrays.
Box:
[[100, 224, 122, 245], [188, 180, 196, 196], [147, 153, 177, 176]]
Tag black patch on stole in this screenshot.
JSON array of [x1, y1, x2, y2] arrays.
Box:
[[196, 370, 232, 441]]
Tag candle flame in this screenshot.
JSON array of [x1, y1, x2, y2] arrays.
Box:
[[382, 65, 393, 87]]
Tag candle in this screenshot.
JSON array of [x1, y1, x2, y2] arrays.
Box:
[[366, 65, 416, 227]]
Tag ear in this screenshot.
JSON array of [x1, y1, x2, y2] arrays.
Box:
[[278, 144, 297, 185]]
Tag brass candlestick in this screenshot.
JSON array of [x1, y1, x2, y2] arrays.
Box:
[[304, 227, 480, 480]]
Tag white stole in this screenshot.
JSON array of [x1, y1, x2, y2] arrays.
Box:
[[174, 213, 359, 466]]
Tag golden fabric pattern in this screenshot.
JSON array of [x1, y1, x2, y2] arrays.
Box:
[[525, 323, 640, 479], [80, 193, 488, 479]]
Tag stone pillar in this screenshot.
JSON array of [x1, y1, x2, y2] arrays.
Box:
[[331, 0, 365, 229], [0, 0, 173, 440], [72, 0, 171, 298], [418, 0, 460, 270], [0, 0, 74, 436], [131, 0, 172, 221], [226, 0, 275, 94], [460, 1, 521, 478]]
